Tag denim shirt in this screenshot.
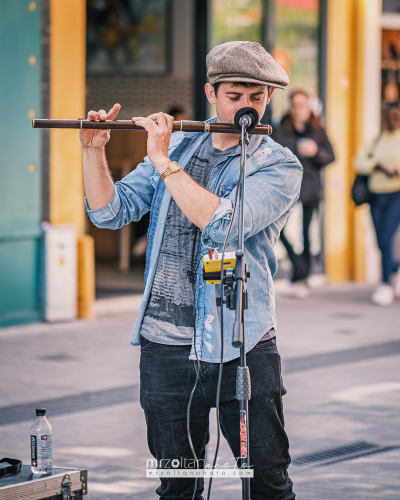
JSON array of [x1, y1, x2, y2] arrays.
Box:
[[86, 117, 302, 363]]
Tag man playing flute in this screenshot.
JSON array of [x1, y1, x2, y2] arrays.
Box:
[[81, 41, 302, 499]]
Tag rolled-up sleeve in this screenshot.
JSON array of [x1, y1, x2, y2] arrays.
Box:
[[85, 188, 122, 227], [201, 151, 302, 247], [201, 197, 234, 248], [85, 155, 157, 229], [85, 134, 185, 230]]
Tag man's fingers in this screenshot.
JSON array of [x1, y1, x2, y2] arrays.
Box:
[[87, 110, 99, 121], [165, 113, 174, 131], [77, 116, 83, 120], [144, 112, 171, 131], [132, 117, 159, 131], [146, 113, 160, 121], [98, 109, 107, 121], [107, 103, 121, 121], [155, 113, 168, 130], [132, 117, 158, 133]]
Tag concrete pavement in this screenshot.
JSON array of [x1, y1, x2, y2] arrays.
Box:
[[0, 283, 399, 499]]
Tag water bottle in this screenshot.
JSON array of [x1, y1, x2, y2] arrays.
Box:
[[30, 408, 53, 474]]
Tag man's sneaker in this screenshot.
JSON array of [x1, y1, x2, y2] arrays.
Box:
[[281, 282, 310, 299], [390, 271, 400, 298], [370, 283, 395, 306]]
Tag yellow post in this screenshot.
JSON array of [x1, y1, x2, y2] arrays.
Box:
[[353, 0, 367, 282], [49, 0, 95, 317], [325, 0, 365, 283], [78, 236, 95, 319]]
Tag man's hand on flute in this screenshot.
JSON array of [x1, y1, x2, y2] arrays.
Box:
[[80, 104, 121, 210], [78, 103, 121, 149]]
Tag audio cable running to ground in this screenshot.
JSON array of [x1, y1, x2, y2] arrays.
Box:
[[187, 317, 202, 500]]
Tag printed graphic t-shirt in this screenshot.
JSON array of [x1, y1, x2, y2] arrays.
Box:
[[140, 135, 237, 345]]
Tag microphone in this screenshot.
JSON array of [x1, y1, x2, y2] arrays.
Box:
[[234, 107, 260, 133]]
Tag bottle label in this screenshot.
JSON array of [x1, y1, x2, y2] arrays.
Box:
[[31, 434, 52, 467], [31, 435, 37, 467]]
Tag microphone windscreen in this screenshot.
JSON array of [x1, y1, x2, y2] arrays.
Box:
[[234, 107, 260, 133]]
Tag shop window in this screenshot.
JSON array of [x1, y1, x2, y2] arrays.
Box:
[[86, 0, 170, 75], [210, 0, 320, 126], [381, 29, 400, 127], [211, 0, 263, 47], [383, 0, 400, 12], [272, 0, 320, 126]]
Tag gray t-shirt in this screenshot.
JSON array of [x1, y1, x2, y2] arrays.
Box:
[[140, 135, 236, 345]]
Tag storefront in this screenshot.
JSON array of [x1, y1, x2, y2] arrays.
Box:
[[2, 0, 398, 326], [87, 0, 328, 292]]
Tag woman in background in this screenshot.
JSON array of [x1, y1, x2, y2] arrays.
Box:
[[272, 89, 335, 298], [354, 105, 400, 306]]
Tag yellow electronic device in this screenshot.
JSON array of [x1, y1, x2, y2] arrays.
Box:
[[202, 251, 236, 285]]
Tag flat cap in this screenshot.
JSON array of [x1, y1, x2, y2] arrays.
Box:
[[207, 41, 289, 89]]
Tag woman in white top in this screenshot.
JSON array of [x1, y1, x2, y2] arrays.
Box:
[[354, 106, 400, 305]]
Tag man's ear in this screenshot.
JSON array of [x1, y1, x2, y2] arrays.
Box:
[[266, 87, 275, 104], [205, 83, 216, 105]]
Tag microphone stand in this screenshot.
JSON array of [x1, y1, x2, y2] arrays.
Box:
[[232, 115, 252, 500], [208, 107, 261, 499]]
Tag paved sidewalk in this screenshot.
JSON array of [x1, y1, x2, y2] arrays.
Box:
[[0, 283, 399, 499]]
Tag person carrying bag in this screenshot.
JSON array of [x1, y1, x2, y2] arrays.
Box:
[[354, 105, 400, 305]]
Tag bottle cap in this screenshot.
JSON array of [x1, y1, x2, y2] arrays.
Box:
[[36, 408, 46, 416]]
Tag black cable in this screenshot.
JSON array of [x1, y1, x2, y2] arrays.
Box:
[[187, 315, 201, 500], [206, 148, 246, 500]]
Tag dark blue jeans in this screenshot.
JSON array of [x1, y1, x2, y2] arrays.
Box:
[[370, 191, 400, 283], [139, 335, 295, 500]]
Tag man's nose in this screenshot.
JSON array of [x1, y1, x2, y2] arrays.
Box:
[[240, 96, 252, 108]]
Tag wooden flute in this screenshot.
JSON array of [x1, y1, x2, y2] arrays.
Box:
[[32, 119, 272, 135]]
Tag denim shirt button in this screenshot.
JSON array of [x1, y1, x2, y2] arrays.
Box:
[[199, 285, 203, 289], [155, 206, 159, 210], [198, 315, 201, 320]]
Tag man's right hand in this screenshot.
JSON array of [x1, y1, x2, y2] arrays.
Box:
[[78, 103, 121, 149]]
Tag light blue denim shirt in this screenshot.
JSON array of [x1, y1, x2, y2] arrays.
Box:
[[86, 117, 302, 363]]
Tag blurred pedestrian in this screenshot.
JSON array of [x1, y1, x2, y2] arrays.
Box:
[[354, 105, 400, 305], [272, 89, 335, 298]]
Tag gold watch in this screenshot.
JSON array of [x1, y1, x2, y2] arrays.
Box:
[[160, 161, 181, 181]]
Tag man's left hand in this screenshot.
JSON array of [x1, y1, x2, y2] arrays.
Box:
[[132, 112, 174, 173]]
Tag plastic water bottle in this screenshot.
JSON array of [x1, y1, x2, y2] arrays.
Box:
[[30, 408, 53, 474]]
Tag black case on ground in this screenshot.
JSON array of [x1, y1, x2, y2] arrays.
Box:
[[0, 465, 87, 500]]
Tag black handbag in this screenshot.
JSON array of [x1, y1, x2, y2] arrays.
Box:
[[351, 136, 381, 206], [351, 174, 372, 206]]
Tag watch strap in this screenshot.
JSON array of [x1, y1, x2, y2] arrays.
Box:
[[160, 161, 181, 181]]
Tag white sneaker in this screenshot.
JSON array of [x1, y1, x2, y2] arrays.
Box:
[[390, 271, 400, 298], [370, 283, 395, 306], [281, 282, 310, 299]]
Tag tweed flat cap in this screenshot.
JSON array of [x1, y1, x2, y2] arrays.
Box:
[[207, 41, 289, 89]]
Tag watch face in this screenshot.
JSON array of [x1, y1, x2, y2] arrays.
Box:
[[171, 162, 180, 172]]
